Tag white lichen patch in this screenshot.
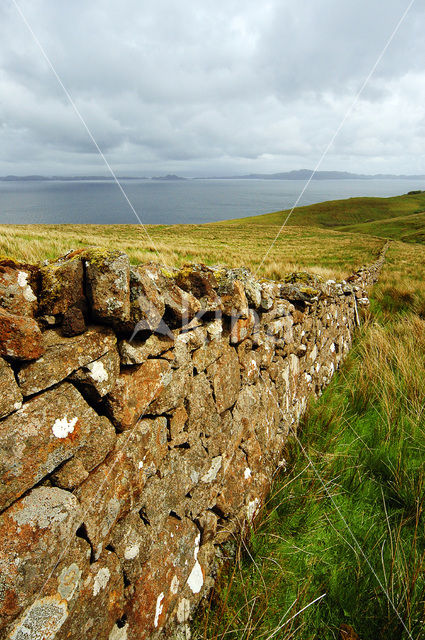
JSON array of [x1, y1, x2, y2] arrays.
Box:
[[176, 598, 190, 624], [17, 271, 29, 288], [52, 416, 78, 439], [9, 594, 68, 640], [93, 567, 110, 596], [244, 467, 252, 480], [106, 296, 124, 312], [187, 560, 203, 594], [87, 360, 108, 383], [187, 533, 203, 594], [58, 563, 82, 601], [12, 487, 76, 529], [160, 369, 173, 387], [124, 544, 140, 560], [170, 574, 180, 594], [190, 470, 199, 484], [154, 592, 165, 627], [14, 401, 22, 410], [17, 270, 37, 302], [146, 268, 159, 281], [247, 498, 259, 521], [206, 318, 223, 341], [201, 456, 222, 483], [193, 533, 200, 558]]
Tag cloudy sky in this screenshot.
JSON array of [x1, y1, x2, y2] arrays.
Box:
[[0, 0, 424, 176]]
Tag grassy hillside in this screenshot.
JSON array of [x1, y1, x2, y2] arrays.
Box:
[[338, 210, 425, 243], [221, 191, 425, 232]]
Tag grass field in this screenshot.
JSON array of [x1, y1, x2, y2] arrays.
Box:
[[338, 210, 425, 243], [0, 222, 382, 282]]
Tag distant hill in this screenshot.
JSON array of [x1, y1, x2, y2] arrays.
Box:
[[2, 175, 47, 181], [204, 169, 425, 181], [0, 175, 147, 181], [0, 174, 188, 182], [151, 174, 186, 181], [2, 170, 425, 182]]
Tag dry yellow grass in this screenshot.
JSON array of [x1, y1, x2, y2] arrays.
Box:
[[0, 222, 383, 281], [371, 240, 425, 314]]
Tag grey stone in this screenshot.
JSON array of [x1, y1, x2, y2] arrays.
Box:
[[0, 382, 116, 510], [0, 357, 22, 418], [17, 325, 116, 395]]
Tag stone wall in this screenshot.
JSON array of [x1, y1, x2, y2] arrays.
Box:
[[0, 244, 387, 640]]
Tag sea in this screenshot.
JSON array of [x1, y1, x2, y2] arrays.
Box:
[[0, 178, 423, 225]]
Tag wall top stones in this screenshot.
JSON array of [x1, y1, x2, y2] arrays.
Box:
[[0, 243, 388, 640], [1, 242, 387, 352]]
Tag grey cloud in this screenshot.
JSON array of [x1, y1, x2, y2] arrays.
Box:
[[0, 0, 424, 176]]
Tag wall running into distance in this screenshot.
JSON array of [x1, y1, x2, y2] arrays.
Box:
[[0, 244, 387, 640]]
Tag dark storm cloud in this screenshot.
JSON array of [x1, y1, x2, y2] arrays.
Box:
[[0, 0, 424, 175]]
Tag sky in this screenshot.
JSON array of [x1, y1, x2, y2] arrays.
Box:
[[0, 0, 424, 177]]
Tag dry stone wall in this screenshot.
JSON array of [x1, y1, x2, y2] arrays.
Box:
[[0, 244, 387, 640]]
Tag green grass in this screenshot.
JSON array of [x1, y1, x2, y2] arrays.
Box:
[[219, 192, 425, 231], [336, 210, 425, 243], [194, 243, 425, 640]]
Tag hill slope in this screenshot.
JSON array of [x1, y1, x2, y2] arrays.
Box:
[[337, 209, 425, 242], [220, 191, 425, 232]]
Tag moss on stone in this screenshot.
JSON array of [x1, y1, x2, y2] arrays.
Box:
[[39, 266, 67, 308], [297, 285, 320, 296], [161, 266, 178, 279], [0, 256, 23, 268], [39, 254, 84, 314], [213, 268, 229, 286], [83, 247, 122, 271], [283, 271, 323, 285]]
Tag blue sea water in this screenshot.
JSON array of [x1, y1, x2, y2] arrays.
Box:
[[0, 178, 423, 225]]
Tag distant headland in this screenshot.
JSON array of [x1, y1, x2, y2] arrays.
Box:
[[201, 169, 425, 181], [1, 170, 425, 182]]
